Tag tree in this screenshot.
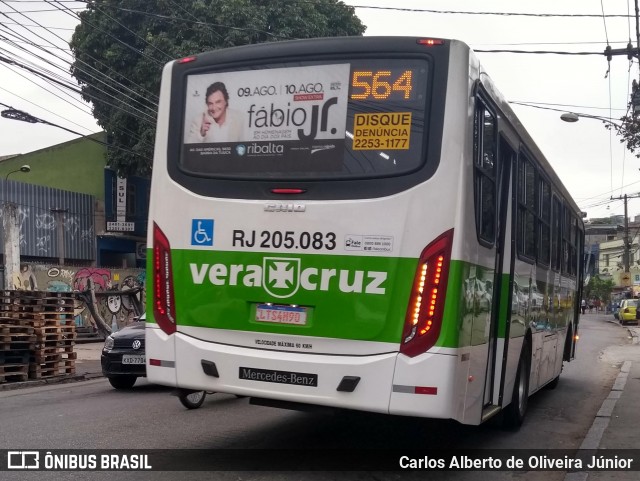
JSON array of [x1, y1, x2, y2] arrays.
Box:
[[583, 275, 615, 305], [614, 80, 640, 159], [69, 0, 365, 176]]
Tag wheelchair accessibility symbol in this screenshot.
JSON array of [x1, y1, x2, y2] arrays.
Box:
[[191, 219, 214, 246]]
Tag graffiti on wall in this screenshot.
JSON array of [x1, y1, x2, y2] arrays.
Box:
[[14, 264, 146, 331], [20, 207, 94, 253]]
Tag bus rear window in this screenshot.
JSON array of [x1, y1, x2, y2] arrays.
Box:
[[180, 58, 430, 180]]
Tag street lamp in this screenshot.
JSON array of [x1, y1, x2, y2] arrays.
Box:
[[5, 165, 31, 181], [1, 107, 85, 136], [560, 112, 622, 130], [560, 111, 631, 270]]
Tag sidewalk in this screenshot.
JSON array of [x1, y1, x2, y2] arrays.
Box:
[[73, 341, 105, 378], [0, 341, 104, 391], [565, 312, 640, 481]]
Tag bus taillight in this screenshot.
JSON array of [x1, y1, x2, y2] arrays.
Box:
[[177, 56, 197, 64], [153, 223, 177, 334], [417, 38, 445, 46], [400, 229, 453, 358]]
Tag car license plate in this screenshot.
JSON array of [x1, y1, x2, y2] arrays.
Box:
[[122, 354, 145, 365], [255, 304, 307, 325]]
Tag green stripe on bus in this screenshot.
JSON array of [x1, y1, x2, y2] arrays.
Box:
[[154, 249, 418, 343], [148, 249, 576, 350]]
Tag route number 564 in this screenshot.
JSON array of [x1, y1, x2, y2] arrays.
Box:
[[350, 70, 413, 100]]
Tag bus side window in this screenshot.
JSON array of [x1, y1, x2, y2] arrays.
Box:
[[474, 101, 497, 246], [517, 153, 536, 260], [562, 209, 579, 277], [551, 195, 562, 271], [538, 178, 551, 266]]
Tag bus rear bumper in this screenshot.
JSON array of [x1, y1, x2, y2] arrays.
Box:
[[160, 332, 459, 419], [174, 333, 397, 413]]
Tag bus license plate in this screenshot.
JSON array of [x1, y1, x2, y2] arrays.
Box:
[[255, 304, 307, 325], [122, 354, 145, 365]]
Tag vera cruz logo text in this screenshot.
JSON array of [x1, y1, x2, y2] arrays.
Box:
[[189, 256, 387, 298]]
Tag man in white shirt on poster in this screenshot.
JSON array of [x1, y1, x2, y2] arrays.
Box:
[[187, 81, 244, 143]]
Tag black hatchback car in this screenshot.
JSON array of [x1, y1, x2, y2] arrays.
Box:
[[101, 318, 146, 389]]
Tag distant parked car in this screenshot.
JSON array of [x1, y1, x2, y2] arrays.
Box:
[[618, 300, 638, 326], [101, 315, 146, 389]]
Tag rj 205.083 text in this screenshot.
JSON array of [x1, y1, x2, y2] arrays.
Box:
[[232, 230, 336, 250]]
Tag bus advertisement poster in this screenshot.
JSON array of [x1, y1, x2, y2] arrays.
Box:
[[181, 63, 350, 173]]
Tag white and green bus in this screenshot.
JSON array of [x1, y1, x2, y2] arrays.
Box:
[[146, 36, 584, 426]]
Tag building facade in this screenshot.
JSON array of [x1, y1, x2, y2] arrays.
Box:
[[0, 133, 149, 271]]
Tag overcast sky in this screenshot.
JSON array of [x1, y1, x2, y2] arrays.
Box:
[[0, 0, 637, 219]]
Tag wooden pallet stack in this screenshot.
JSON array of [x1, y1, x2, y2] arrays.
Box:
[[0, 291, 77, 383], [0, 291, 36, 383]]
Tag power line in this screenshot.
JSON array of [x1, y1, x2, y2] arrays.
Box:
[[48, 0, 165, 68], [346, 3, 638, 18], [0, 8, 158, 121], [509, 101, 624, 123], [48, 0, 161, 103], [473, 48, 602, 56], [0, 83, 95, 134], [600, 0, 610, 45], [94, 4, 291, 40], [0, 2, 159, 151], [89, 3, 174, 62], [511, 100, 626, 112], [0, 20, 74, 31], [0, 101, 150, 160]]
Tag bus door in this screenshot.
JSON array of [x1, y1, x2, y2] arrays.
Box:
[[482, 135, 515, 409]]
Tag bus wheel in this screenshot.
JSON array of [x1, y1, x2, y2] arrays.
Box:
[[503, 340, 530, 428], [546, 374, 560, 390], [179, 390, 206, 409]]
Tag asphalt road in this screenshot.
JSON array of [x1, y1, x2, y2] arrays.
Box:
[[0, 314, 633, 481]]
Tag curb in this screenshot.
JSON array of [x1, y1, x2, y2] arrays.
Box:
[[563, 361, 634, 481], [627, 327, 639, 345], [0, 371, 104, 392]]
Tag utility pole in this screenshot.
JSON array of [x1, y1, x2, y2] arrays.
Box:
[[604, 2, 640, 113], [611, 194, 640, 280], [2, 202, 20, 290], [625, 195, 630, 272]]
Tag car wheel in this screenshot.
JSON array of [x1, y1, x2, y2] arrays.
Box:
[[503, 339, 530, 429], [108, 375, 137, 389], [179, 390, 206, 409]]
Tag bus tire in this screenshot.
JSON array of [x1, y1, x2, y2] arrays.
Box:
[[503, 339, 530, 428], [546, 374, 560, 390], [179, 390, 207, 409]]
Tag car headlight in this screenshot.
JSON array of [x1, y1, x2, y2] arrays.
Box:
[[104, 335, 114, 350]]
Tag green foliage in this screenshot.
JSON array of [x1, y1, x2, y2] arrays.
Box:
[[615, 82, 640, 159], [583, 275, 615, 303], [69, 0, 365, 176]]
